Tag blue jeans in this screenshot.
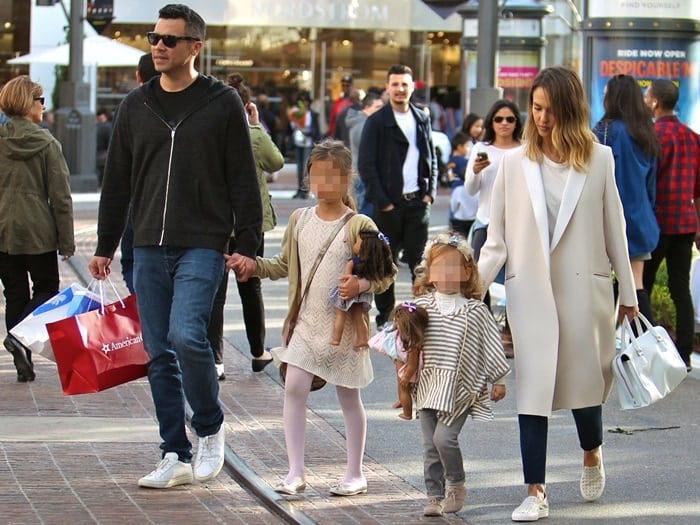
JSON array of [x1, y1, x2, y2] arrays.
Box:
[[519, 405, 602, 484], [134, 246, 225, 462]]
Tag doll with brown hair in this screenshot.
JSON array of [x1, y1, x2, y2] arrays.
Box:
[[330, 230, 394, 347], [391, 301, 429, 420]]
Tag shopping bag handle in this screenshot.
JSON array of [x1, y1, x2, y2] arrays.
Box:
[[96, 276, 127, 314]]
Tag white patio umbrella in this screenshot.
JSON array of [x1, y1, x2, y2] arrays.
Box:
[[8, 35, 145, 67]]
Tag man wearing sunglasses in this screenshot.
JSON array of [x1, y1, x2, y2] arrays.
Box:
[[88, 4, 262, 489]]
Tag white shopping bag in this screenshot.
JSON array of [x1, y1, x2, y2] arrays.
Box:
[[691, 257, 700, 331], [10, 283, 102, 361]]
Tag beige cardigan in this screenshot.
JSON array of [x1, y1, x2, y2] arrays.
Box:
[[255, 207, 397, 329]]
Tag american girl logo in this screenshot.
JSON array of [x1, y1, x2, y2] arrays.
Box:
[[101, 334, 143, 354]]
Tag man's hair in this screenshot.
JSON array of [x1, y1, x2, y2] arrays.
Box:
[[138, 53, 158, 83], [387, 64, 413, 80], [158, 4, 206, 40], [361, 92, 380, 109], [649, 79, 679, 111]]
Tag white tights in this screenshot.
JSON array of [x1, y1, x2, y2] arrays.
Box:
[[283, 364, 367, 485]]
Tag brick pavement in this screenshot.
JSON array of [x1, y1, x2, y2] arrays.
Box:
[[0, 211, 471, 524]]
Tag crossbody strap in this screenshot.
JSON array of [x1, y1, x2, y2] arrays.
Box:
[[297, 210, 355, 306]]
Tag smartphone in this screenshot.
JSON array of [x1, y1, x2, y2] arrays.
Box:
[[476, 151, 489, 161]]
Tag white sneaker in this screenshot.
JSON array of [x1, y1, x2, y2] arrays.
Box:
[[511, 495, 549, 522], [138, 452, 193, 488], [215, 363, 225, 380], [580, 449, 605, 501], [194, 425, 225, 481]]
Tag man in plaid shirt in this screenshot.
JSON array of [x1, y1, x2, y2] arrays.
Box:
[[643, 79, 700, 371]]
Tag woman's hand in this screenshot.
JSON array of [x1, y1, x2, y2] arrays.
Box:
[[473, 156, 490, 174], [617, 304, 639, 325], [246, 102, 260, 126]]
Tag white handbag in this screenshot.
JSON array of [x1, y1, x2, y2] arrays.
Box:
[[613, 314, 688, 410]]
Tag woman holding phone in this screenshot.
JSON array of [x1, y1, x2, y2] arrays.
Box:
[[464, 101, 522, 353]]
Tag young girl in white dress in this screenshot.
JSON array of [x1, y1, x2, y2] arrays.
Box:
[[413, 232, 510, 517], [250, 139, 397, 497]]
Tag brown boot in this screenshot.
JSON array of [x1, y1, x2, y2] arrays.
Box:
[[442, 484, 467, 513]]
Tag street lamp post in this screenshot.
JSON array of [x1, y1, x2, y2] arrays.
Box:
[[53, 0, 96, 190]]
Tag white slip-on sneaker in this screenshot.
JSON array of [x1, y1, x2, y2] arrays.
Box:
[[194, 425, 225, 481], [580, 449, 605, 501], [138, 452, 193, 488], [511, 495, 549, 522]]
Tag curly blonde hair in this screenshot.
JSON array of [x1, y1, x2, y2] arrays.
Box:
[[412, 232, 481, 299]]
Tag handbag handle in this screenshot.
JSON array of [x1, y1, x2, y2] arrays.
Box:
[[619, 313, 661, 354]]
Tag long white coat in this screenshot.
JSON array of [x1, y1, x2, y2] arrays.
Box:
[[478, 144, 636, 417]]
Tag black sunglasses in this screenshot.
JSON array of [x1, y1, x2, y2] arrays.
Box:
[[147, 32, 199, 48], [493, 115, 516, 124], [34, 96, 45, 105]]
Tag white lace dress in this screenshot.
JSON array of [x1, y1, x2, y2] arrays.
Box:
[[272, 211, 374, 389]]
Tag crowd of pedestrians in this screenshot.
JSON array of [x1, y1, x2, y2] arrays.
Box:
[[2, 2, 700, 522]]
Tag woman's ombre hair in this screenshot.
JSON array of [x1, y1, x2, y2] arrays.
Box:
[[523, 66, 595, 172]]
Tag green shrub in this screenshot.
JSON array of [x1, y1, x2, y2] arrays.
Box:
[[650, 260, 676, 330]]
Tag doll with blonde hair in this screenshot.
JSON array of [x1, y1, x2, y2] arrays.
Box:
[[412, 232, 510, 517], [330, 230, 394, 347]]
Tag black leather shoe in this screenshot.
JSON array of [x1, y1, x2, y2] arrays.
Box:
[[252, 349, 273, 372], [4, 335, 35, 382]]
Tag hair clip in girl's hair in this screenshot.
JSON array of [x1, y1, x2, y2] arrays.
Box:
[[377, 232, 390, 245], [402, 301, 417, 312], [447, 234, 461, 247]]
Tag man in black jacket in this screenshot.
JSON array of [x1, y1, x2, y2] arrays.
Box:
[[88, 4, 261, 489], [358, 64, 437, 328]]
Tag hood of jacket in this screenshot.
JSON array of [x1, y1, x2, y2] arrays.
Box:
[[345, 107, 366, 130], [0, 118, 55, 161], [134, 74, 232, 123]]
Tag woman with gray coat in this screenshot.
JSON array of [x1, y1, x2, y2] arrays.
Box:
[[0, 75, 74, 382]]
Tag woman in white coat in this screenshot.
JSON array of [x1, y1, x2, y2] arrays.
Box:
[[478, 67, 638, 522]]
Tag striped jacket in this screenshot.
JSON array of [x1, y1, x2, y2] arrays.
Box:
[[415, 294, 510, 425]]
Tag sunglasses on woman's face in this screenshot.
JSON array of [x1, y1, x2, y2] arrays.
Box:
[[147, 32, 199, 48], [34, 97, 45, 105], [493, 115, 516, 124]]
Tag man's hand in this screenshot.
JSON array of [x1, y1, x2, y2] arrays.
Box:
[[88, 256, 111, 280], [225, 253, 256, 282]]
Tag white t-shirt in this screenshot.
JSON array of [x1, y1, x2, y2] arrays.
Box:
[[394, 109, 420, 194], [450, 184, 479, 220], [540, 156, 569, 240], [465, 143, 516, 225]]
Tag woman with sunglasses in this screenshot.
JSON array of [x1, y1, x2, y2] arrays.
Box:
[[0, 75, 74, 382], [464, 100, 522, 354]]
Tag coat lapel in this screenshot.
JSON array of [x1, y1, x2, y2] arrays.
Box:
[[522, 158, 550, 272], [550, 167, 585, 252]]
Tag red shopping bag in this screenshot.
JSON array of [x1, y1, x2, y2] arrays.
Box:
[[46, 294, 149, 395]]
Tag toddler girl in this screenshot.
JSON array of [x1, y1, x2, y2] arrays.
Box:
[[413, 232, 510, 517], [330, 230, 394, 347]]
